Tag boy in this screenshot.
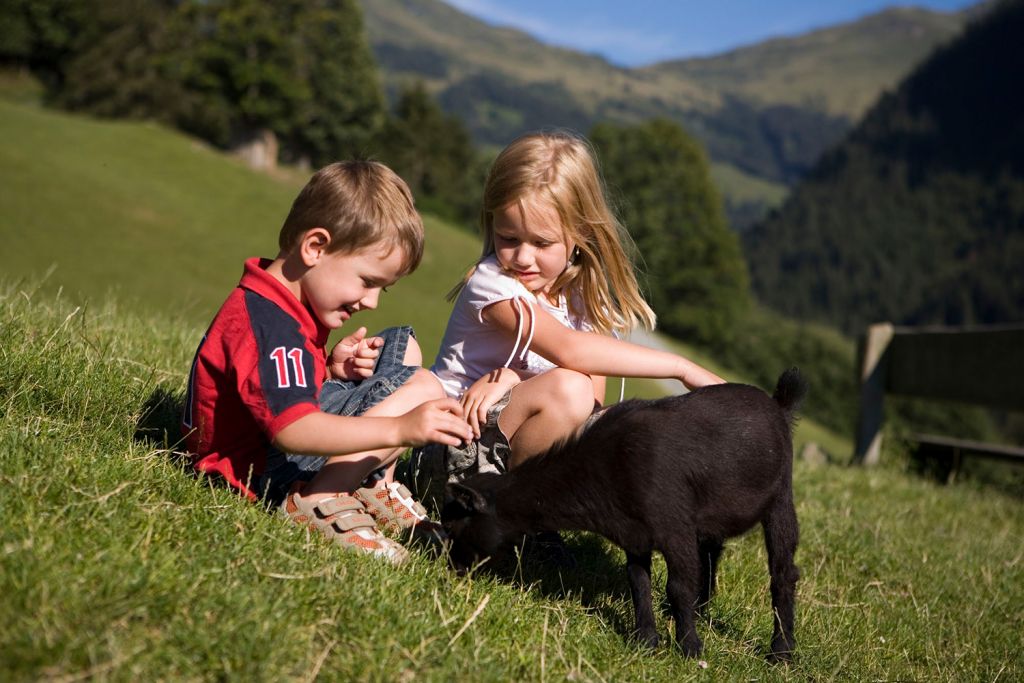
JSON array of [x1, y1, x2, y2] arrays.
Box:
[[182, 160, 473, 564]]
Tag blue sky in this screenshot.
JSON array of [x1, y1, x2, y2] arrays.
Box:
[[442, 0, 980, 66]]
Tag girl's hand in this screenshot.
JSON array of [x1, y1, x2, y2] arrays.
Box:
[[461, 367, 521, 439], [328, 327, 383, 380], [675, 357, 726, 390], [398, 398, 473, 447]]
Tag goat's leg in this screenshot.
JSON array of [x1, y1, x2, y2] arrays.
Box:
[[663, 533, 703, 657], [763, 493, 799, 663], [697, 539, 723, 612], [625, 551, 659, 648]]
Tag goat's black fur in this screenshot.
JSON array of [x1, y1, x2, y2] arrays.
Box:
[[442, 368, 807, 662]]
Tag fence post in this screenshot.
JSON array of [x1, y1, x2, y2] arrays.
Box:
[[854, 323, 894, 465]]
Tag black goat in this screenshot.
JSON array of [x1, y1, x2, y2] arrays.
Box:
[[442, 369, 807, 662]]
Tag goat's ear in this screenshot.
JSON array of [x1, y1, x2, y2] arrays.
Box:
[[446, 483, 490, 514]]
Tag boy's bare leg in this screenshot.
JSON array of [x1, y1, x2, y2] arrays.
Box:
[[497, 368, 597, 469], [302, 338, 445, 500]]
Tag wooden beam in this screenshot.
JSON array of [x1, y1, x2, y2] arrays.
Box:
[[853, 323, 1024, 467], [911, 433, 1024, 461], [886, 325, 1024, 409], [853, 323, 894, 466]]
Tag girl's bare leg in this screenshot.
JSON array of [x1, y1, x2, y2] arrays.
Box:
[[498, 368, 597, 469]]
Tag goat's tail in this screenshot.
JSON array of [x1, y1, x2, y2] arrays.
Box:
[[772, 367, 808, 427]]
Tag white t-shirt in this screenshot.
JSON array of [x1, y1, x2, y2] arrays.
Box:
[[431, 255, 594, 398]]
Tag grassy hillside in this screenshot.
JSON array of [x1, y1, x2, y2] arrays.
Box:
[[1, 95, 486, 342], [2, 285, 1021, 680], [0, 96, 476, 352], [2, 94, 1021, 680]]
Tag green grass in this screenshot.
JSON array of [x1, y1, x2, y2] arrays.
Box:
[[2, 284, 1022, 681], [3, 92, 1021, 680]]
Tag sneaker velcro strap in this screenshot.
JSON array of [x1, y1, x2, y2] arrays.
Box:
[[386, 482, 428, 519], [332, 512, 377, 533], [389, 483, 414, 499], [315, 495, 364, 518]]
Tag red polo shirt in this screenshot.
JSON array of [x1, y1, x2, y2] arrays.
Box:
[[183, 258, 330, 499]]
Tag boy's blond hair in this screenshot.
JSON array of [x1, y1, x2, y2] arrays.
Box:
[[280, 160, 424, 275], [454, 131, 655, 335]]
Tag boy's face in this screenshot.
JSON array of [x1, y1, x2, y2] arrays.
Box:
[[301, 242, 405, 329]]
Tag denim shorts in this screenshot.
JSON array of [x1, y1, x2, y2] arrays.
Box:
[[254, 325, 417, 505]]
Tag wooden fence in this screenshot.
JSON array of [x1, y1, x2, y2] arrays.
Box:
[[853, 322, 1024, 465]]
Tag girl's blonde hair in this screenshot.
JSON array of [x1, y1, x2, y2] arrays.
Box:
[[452, 130, 655, 335]]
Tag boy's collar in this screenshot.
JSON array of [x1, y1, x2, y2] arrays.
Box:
[[238, 257, 330, 347]]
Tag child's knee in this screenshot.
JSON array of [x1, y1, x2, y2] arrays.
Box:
[[400, 367, 445, 402], [371, 368, 443, 415], [547, 369, 596, 419]]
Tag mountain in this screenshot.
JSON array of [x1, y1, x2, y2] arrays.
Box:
[[646, 7, 970, 122], [742, 0, 1024, 334], [361, 0, 972, 225]]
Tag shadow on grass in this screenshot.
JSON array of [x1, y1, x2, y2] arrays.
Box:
[[134, 383, 192, 470], [467, 532, 637, 639], [473, 534, 759, 652], [133, 383, 773, 650]]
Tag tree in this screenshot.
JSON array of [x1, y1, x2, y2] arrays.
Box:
[[173, 0, 309, 159], [287, 0, 385, 166], [591, 119, 751, 343], [171, 0, 384, 167], [0, 0, 98, 92], [4, 0, 386, 168], [372, 82, 482, 226], [56, 0, 185, 120]]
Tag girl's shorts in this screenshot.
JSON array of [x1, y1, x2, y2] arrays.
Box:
[[400, 387, 610, 513], [399, 388, 512, 512], [254, 325, 417, 505]]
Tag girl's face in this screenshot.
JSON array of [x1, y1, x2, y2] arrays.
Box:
[[491, 194, 572, 295]]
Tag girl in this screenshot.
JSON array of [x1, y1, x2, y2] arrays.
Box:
[[409, 131, 724, 501]]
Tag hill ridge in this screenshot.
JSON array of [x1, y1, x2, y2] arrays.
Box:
[[361, 0, 971, 222]]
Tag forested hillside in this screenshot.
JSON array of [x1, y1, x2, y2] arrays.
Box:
[[2, 0, 975, 229], [743, 0, 1024, 334], [362, 0, 972, 224]]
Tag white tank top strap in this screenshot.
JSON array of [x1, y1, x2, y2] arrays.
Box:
[[502, 295, 536, 369], [612, 329, 626, 403]]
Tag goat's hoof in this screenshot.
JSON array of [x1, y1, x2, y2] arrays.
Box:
[[767, 639, 794, 664], [679, 636, 703, 658], [632, 629, 659, 650]]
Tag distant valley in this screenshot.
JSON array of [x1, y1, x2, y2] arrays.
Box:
[[361, 0, 972, 226]]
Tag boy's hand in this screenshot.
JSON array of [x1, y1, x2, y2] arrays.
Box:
[[329, 327, 383, 380], [461, 368, 521, 439], [399, 398, 474, 447]]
